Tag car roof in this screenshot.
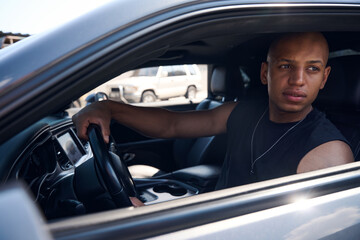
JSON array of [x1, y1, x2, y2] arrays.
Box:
[[0, 0, 193, 93], [1, 0, 360, 91]]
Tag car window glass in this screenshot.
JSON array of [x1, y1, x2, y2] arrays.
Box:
[[132, 67, 158, 77], [188, 65, 197, 75], [172, 65, 186, 76], [78, 64, 208, 107], [162, 66, 174, 76]]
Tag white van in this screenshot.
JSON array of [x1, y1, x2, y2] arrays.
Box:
[[107, 64, 202, 103]]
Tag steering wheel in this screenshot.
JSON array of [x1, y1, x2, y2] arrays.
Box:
[[87, 124, 137, 207]]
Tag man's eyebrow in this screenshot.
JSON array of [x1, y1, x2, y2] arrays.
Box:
[[276, 59, 293, 63], [276, 59, 324, 66], [307, 60, 324, 66]]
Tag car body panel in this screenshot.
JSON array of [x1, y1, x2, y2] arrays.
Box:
[[0, 183, 53, 240], [153, 187, 360, 239], [49, 162, 360, 239]]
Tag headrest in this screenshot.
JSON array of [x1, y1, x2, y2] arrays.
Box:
[[315, 55, 360, 111], [210, 66, 245, 100], [210, 67, 227, 97]]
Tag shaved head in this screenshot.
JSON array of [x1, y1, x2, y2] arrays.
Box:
[[267, 32, 329, 65]]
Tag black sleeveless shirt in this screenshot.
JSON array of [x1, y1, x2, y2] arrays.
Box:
[[216, 100, 349, 190]]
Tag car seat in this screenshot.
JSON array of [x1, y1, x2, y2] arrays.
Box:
[[314, 55, 360, 161], [128, 66, 244, 178]]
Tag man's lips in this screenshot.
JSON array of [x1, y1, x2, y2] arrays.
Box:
[[282, 89, 306, 102]]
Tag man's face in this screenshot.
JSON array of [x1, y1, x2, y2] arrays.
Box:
[[260, 33, 331, 121]]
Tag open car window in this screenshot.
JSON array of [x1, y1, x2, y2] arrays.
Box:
[[78, 64, 208, 107]]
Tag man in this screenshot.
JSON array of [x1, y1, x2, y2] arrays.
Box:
[[73, 32, 354, 203]]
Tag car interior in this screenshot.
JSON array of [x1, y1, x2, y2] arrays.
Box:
[[1, 27, 360, 222], [127, 67, 231, 177]]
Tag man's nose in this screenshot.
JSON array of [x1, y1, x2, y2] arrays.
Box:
[[288, 67, 305, 86]]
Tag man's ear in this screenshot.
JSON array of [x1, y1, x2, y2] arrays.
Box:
[[320, 66, 331, 89], [260, 62, 268, 85]]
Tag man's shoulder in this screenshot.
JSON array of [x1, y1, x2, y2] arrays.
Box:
[[308, 108, 344, 134], [297, 140, 354, 173], [303, 107, 350, 150]]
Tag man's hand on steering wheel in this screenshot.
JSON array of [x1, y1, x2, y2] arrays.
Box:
[[72, 101, 112, 143]]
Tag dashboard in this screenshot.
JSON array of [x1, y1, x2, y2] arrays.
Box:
[[0, 116, 92, 219], [0, 115, 204, 219]]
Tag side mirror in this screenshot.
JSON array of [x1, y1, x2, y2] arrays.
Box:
[[95, 92, 109, 102], [86, 92, 109, 105]]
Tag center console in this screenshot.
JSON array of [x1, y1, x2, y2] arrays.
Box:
[[136, 178, 198, 205], [135, 164, 221, 205]]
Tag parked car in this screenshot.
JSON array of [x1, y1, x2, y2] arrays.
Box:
[[1, 1, 360, 240], [107, 65, 202, 103]]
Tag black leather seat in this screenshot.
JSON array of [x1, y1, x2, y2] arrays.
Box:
[[129, 66, 239, 178], [315, 55, 360, 161]]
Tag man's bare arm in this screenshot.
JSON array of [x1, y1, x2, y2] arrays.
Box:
[[297, 140, 354, 173], [72, 100, 236, 142]]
